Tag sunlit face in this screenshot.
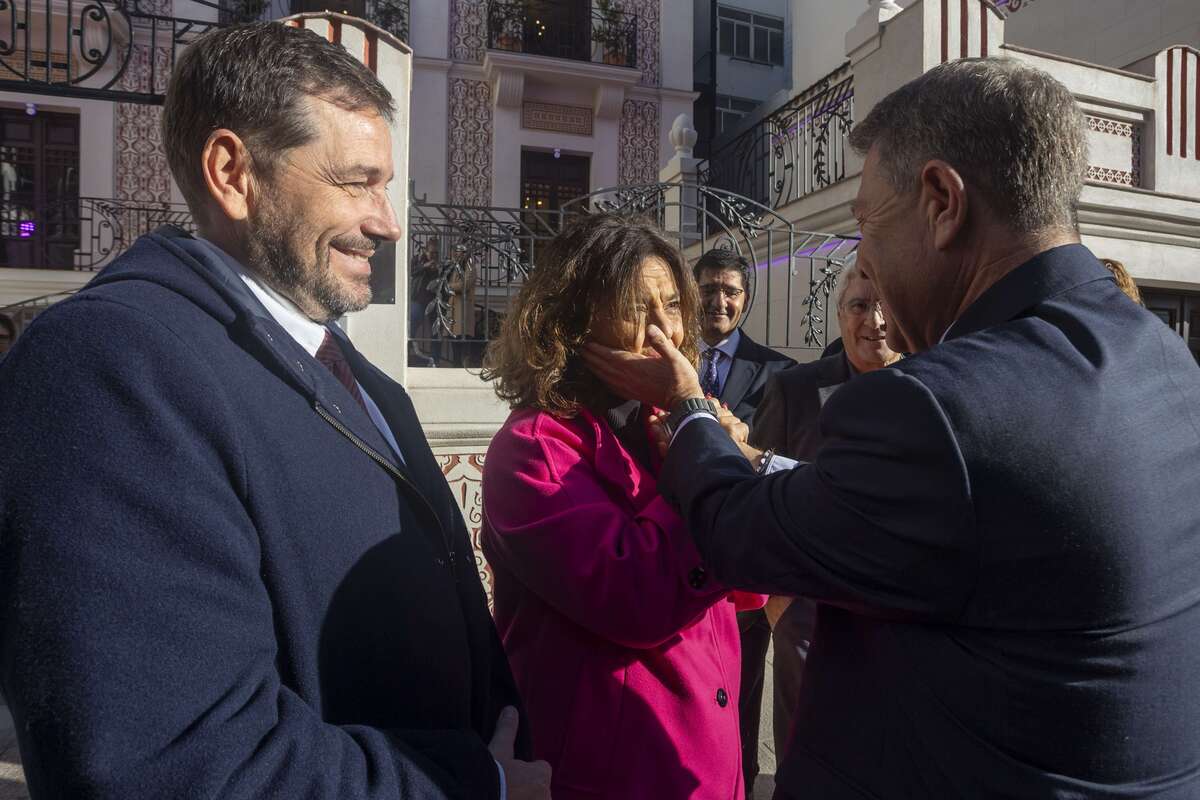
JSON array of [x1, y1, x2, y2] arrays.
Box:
[[851, 145, 931, 353], [245, 96, 402, 322], [696, 267, 747, 345], [589, 257, 685, 355], [836, 272, 899, 372]]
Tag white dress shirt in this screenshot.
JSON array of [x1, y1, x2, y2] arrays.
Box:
[[193, 237, 405, 465], [698, 328, 741, 398]]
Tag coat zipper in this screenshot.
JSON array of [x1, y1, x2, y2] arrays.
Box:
[[313, 402, 457, 579]]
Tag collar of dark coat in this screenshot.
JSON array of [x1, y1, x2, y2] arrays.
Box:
[[943, 243, 1112, 343], [97, 226, 413, 474]]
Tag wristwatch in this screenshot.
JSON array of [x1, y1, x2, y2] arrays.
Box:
[[663, 397, 719, 439]]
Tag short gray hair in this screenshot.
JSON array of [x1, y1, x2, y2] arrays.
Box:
[[848, 58, 1086, 234], [836, 260, 864, 307]]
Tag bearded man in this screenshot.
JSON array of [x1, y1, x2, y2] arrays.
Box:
[[0, 23, 549, 800]]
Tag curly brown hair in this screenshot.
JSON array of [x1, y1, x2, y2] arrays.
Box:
[[1100, 258, 1144, 307], [483, 213, 700, 416]]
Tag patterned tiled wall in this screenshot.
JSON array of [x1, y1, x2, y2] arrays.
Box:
[[1084, 114, 1142, 188], [447, 78, 494, 206], [619, 0, 661, 88], [115, 43, 172, 202], [618, 98, 660, 185], [450, 0, 487, 63], [437, 450, 493, 605]]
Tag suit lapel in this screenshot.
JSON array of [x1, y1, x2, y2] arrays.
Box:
[[720, 333, 761, 411]]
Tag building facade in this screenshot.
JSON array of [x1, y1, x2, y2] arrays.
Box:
[[701, 0, 1200, 365]]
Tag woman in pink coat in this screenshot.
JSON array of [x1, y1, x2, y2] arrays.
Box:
[[481, 213, 763, 799]]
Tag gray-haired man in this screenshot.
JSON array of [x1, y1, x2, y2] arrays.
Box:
[[584, 57, 1200, 798]]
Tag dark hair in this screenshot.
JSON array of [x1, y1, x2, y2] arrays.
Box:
[[162, 22, 395, 219], [483, 213, 700, 416], [848, 58, 1086, 234], [693, 248, 751, 291]]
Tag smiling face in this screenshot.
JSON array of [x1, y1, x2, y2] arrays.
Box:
[[589, 257, 685, 356], [245, 96, 401, 322], [836, 271, 899, 372], [696, 267, 747, 345]]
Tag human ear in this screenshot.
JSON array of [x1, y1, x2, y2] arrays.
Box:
[[918, 159, 968, 251], [201, 129, 254, 223]]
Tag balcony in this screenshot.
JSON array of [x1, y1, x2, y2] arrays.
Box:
[[700, 64, 854, 212], [0, 196, 194, 271], [288, 0, 409, 42], [486, 0, 638, 70]]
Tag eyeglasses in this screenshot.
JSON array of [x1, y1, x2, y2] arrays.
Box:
[[841, 299, 883, 317], [699, 285, 745, 300]]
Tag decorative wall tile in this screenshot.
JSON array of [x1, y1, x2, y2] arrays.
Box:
[[437, 451, 493, 606], [450, 0, 487, 63], [1085, 114, 1142, 188], [619, 0, 660, 88], [522, 101, 594, 136], [115, 43, 172, 203], [618, 98, 660, 185], [447, 78, 494, 206]]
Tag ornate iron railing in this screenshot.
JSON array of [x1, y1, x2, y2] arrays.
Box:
[[0, 195, 193, 270], [0, 0, 235, 103], [700, 64, 854, 211], [486, 0, 637, 69]]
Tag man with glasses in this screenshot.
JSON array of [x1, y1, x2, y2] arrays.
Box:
[[692, 247, 794, 795]]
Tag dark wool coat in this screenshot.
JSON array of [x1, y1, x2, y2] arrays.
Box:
[[0, 227, 527, 799], [664, 244, 1200, 798]]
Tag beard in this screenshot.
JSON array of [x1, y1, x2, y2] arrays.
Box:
[[245, 199, 375, 322]]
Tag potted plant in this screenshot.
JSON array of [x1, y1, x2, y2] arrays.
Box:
[[591, 0, 629, 66], [489, 0, 531, 52]]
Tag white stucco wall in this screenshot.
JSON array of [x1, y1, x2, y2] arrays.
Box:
[[1003, 0, 1200, 71]]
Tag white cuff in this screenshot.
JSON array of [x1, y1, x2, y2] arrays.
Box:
[[670, 410, 721, 443], [495, 759, 506, 800], [763, 454, 800, 474]]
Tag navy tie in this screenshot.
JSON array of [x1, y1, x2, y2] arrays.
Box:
[[700, 348, 721, 398], [316, 332, 367, 412]]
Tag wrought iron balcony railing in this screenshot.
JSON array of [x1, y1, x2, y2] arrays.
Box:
[[700, 64, 854, 211], [0, 0, 269, 103], [0, 195, 194, 270], [288, 0, 409, 42], [486, 0, 637, 70]]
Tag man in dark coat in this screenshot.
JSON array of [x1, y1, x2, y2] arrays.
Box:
[[691, 248, 793, 793], [0, 23, 547, 799], [747, 257, 900, 775], [585, 58, 1200, 798]]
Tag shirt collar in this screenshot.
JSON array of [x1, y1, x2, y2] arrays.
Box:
[[700, 328, 741, 360], [194, 236, 329, 358]]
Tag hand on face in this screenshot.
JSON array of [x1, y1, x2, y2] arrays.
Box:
[[583, 324, 703, 410]]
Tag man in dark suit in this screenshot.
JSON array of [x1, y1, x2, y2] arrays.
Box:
[[0, 24, 548, 799], [747, 256, 900, 774], [584, 58, 1200, 798], [694, 249, 795, 426], [692, 248, 794, 793]]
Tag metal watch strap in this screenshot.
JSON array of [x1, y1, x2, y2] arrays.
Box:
[[666, 397, 719, 438]]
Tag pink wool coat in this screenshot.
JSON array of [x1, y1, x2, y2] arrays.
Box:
[[481, 407, 763, 800]]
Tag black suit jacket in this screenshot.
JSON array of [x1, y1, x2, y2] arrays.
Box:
[[749, 351, 853, 459], [661, 244, 1200, 797], [717, 331, 796, 428]]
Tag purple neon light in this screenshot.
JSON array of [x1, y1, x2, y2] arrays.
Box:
[[18, 220, 34, 238]]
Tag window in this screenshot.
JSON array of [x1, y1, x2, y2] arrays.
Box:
[[520, 149, 590, 213], [1, 108, 79, 270], [715, 95, 761, 135], [1144, 289, 1200, 366], [717, 6, 784, 66]]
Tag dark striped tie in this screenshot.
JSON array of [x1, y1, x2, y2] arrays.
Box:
[[700, 348, 721, 397], [315, 331, 367, 411]]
